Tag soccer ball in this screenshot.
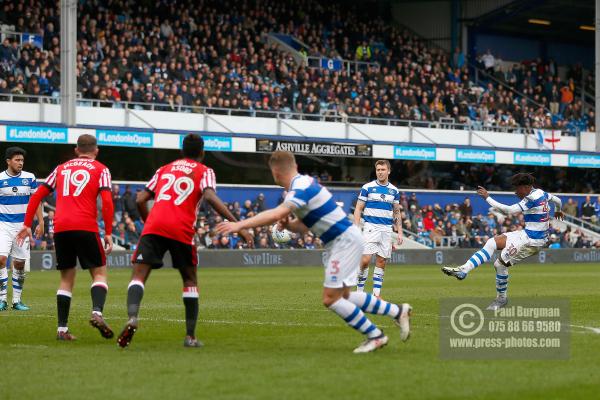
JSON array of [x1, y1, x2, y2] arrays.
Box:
[[271, 224, 292, 243]]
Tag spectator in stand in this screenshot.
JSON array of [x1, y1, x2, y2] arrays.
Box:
[[482, 49, 496, 74], [254, 193, 266, 213], [581, 196, 596, 223], [559, 84, 574, 115], [459, 198, 473, 220], [112, 184, 124, 222], [563, 198, 579, 217]]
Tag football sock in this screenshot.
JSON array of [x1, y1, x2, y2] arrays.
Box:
[[348, 292, 400, 318], [461, 238, 496, 273], [356, 268, 368, 292], [57, 290, 72, 329], [11, 268, 25, 304], [0, 267, 8, 302], [329, 298, 382, 339], [91, 281, 108, 314], [372, 267, 385, 296], [182, 287, 199, 337], [494, 260, 509, 299], [127, 280, 145, 318]]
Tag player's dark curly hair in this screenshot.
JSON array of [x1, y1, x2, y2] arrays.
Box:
[[510, 173, 535, 187], [182, 133, 204, 159], [5, 146, 26, 160]]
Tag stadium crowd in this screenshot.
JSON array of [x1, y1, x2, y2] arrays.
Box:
[[30, 184, 600, 252], [0, 0, 594, 134]]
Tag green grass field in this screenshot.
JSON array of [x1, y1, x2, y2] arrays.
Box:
[[1, 264, 599, 400]]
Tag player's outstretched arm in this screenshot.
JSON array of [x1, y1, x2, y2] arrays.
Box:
[[477, 186, 522, 215], [215, 204, 292, 235], [548, 194, 564, 220], [203, 188, 254, 247]]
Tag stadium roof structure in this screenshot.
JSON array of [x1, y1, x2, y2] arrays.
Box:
[[467, 0, 594, 44]]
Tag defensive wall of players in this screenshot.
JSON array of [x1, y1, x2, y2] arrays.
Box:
[[0, 103, 600, 168], [27, 248, 600, 270]]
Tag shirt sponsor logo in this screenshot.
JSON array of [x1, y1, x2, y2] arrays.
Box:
[[96, 130, 154, 147], [514, 152, 551, 166], [7, 126, 68, 143], [393, 146, 436, 160], [456, 149, 496, 163]]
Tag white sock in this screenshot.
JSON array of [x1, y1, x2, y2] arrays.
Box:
[[494, 259, 509, 299], [347, 292, 400, 318], [356, 268, 368, 292], [461, 238, 496, 273], [12, 268, 25, 304], [372, 267, 385, 296], [328, 298, 382, 339], [0, 267, 7, 302]]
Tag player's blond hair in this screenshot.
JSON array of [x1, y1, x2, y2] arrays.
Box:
[[375, 159, 391, 170], [268, 151, 296, 171]]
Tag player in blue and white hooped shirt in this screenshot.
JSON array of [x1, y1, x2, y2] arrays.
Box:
[[353, 160, 403, 297], [442, 173, 563, 311], [0, 147, 44, 311], [216, 151, 411, 353]]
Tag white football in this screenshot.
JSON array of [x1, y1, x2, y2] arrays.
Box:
[[271, 224, 292, 243]]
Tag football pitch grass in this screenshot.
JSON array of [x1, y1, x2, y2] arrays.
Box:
[[1, 264, 599, 400]]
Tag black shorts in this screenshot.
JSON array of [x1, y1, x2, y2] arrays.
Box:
[[54, 231, 106, 270], [132, 234, 197, 269]]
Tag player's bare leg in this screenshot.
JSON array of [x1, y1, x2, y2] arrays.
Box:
[[323, 286, 388, 353], [179, 265, 202, 348], [0, 256, 9, 311], [56, 268, 77, 341], [11, 259, 29, 310], [372, 255, 386, 297], [88, 265, 113, 338], [356, 254, 371, 292], [117, 263, 152, 348]]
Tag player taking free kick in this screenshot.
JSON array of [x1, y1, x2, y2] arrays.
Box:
[[442, 173, 563, 310], [216, 151, 412, 353], [18, 134, 114, 340]]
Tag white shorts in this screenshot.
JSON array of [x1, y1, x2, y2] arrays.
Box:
[[500, 230, 540, 266], [0, 225, 30, 260], [322, 225, 364, 288], [362, 226, 392, 259]]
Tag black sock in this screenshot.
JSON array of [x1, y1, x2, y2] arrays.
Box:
[[57, 291, 72, 328], [183, 297, 199, 337], [127, 282, 145, 319], [91, 283, 108, 313]]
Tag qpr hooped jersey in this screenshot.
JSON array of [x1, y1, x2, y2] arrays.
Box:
[[142, 158, 216, 244], [357, 180, 400, 232], [517, 188, 554, 246], [44, 158, 112, 233], [0, 170, 37, 228], [284, 175, 352, 245]]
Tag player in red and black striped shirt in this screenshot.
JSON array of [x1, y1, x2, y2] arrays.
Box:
[[18, 134, 114, 341], [117, 133, 252, 348]]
